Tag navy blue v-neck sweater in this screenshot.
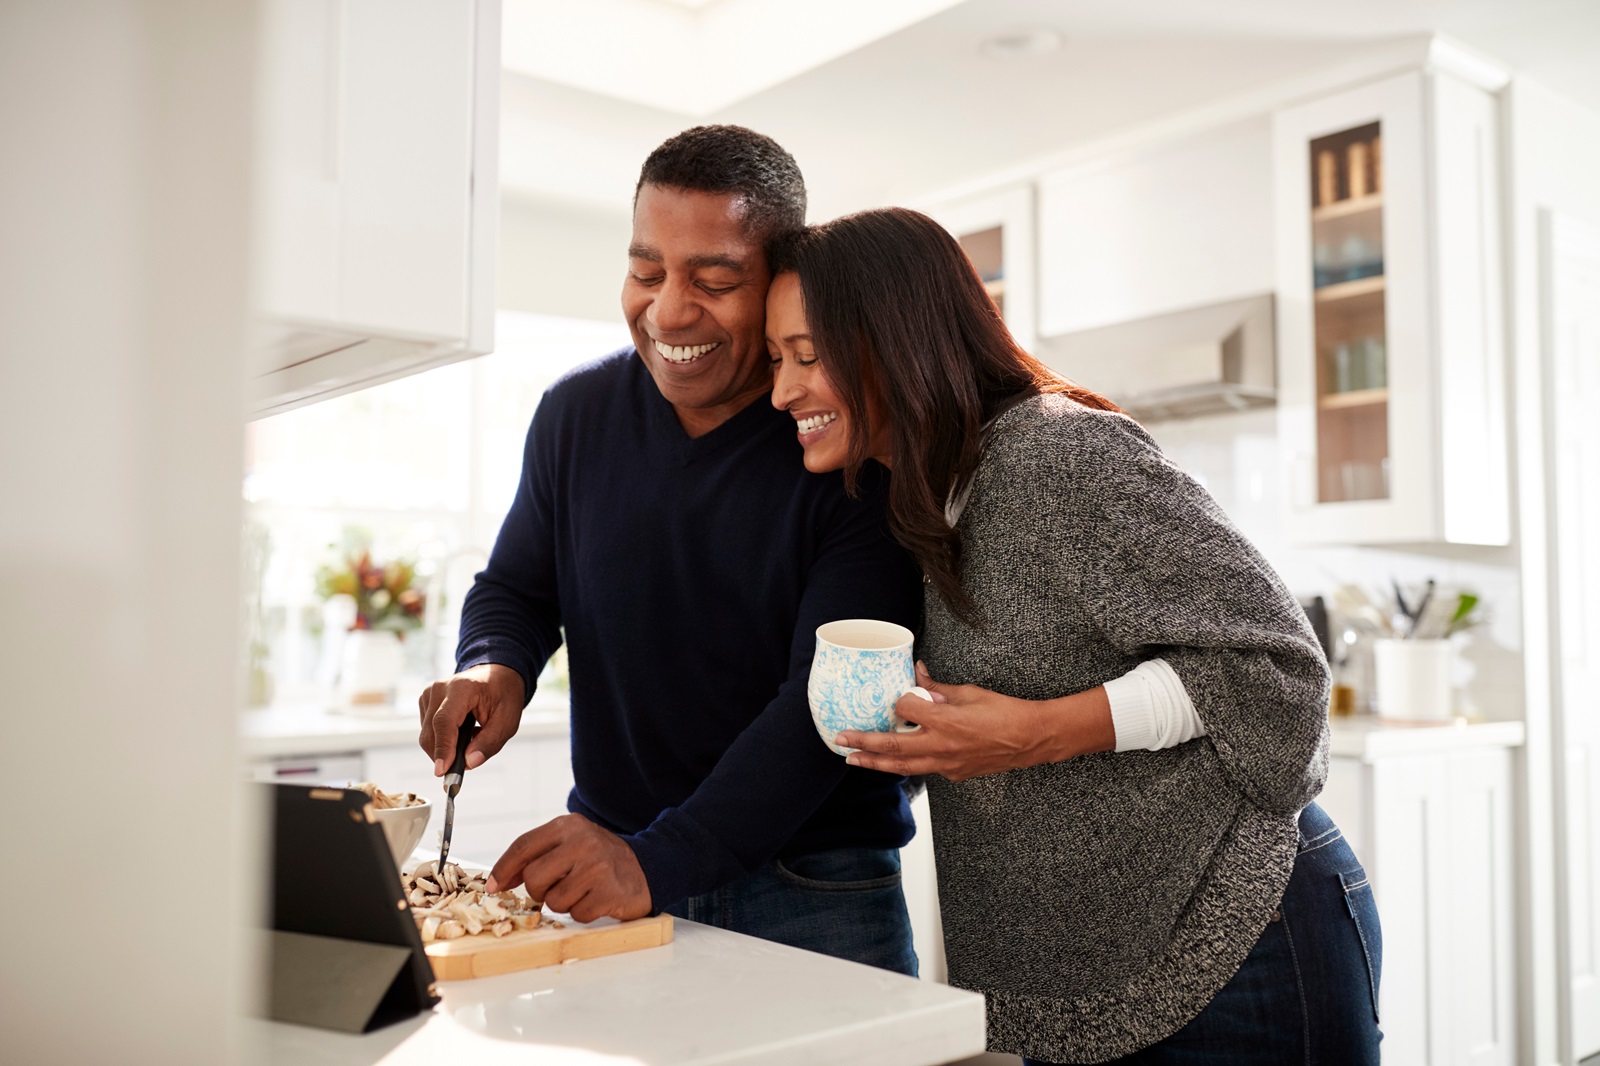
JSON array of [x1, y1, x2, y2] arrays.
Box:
[[457, 349, 921, 910]]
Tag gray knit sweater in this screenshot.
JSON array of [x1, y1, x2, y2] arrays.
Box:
[[922, 395, 1330, 1063]]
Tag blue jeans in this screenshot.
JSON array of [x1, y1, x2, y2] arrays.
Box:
[[664, 846, 919, 977], [1027, 803, 1383, 1065]]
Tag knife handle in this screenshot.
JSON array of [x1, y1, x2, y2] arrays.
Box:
[[443, 714, 477, 793]]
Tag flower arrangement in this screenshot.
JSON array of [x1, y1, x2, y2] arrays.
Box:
[[315, 550, 425, 633]]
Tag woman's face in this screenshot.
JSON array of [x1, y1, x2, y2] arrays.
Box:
[[767, 272, 892, 473]]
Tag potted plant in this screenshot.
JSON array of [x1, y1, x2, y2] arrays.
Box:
[[315, 549, 425, 705]]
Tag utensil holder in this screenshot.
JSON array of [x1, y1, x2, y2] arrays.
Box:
[[1373, 638, 1454, 720]]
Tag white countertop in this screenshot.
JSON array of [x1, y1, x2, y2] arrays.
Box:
[[1327, 716, 1525, 760], [247, 918, 986, 1066], [240, 695, 570, 760]]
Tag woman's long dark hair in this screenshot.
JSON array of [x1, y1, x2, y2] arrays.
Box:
[[769, 207, 1120, 626]]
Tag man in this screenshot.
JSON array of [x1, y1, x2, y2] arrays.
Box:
[[416, 125, 923, 974]]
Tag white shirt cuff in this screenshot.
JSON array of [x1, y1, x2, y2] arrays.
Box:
[[1104, 658, 1206, 752]]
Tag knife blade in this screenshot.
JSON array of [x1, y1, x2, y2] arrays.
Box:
[[437, 714, 477, 874]]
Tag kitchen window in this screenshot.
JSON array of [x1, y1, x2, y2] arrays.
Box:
[[243, 311, 630, 705]]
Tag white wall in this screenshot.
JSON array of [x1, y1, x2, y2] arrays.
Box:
[[0, 3, 254, 1060], [1145, 409, 1524, 719], [1505, 76, 1600, 1066], [498, 194, 633, 324]]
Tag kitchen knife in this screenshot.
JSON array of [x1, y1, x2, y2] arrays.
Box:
[[437, 715, 477, 873]]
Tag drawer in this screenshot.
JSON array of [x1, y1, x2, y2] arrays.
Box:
[[249, 752, 365, 786]]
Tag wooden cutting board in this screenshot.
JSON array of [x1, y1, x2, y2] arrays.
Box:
[[423, 912, 673, 981]]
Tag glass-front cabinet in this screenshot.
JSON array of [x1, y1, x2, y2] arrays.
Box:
[[924, 186, 1037, 353], [1274, 63, 1509, 545]]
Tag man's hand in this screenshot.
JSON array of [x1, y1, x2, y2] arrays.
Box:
[[417, 663, 526, 776], [833, 661, 1114, 782], [484, 814, 653, 924]]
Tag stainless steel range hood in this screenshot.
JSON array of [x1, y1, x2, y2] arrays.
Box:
[[1034, 294, 1276, 422]]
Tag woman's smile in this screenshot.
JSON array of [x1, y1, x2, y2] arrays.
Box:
[[794, 410, 839, 441]]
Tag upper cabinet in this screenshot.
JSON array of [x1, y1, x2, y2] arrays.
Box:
[[1036, 117, 1275, 338], [1274, 61, 1509, 545], [252, 0, 501, 417], [924, 187, 1038, 353]]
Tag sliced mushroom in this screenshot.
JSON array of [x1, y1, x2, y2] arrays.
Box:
[[402, 860, 546, 941]]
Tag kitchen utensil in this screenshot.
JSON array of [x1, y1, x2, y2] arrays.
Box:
[[1410, 579, 1436, 639], [1391, 578, 1415, 636], [1330, 584, 1394, 637], [437, 715, 477, 872]]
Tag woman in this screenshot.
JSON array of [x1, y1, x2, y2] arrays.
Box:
[[765, 208, 1382, 1065]]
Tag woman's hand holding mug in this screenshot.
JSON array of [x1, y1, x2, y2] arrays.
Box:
[[836, 661, 1116, 782]]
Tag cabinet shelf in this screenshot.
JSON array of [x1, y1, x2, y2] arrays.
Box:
[[1319, 387, 1389, 410], [1313, 193, 1384, 222], [1315, 275, 1386, 302]]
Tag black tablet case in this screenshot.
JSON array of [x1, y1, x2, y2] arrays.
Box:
[[264, 783, 440, 1032]]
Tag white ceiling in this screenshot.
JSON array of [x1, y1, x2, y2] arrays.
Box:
[[502, 0, 965, 115], [498, 0, 1600, 221]]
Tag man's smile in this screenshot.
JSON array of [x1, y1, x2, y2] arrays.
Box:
[[655, 339, 721, 365]]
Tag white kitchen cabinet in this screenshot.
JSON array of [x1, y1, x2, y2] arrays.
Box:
[[1273, 58, 1509, 545], [923, 186, 1038, 353], [253, 0, 500, 417], [1035, 116, 1274, 338], [1320, 721, 1522, 1066]]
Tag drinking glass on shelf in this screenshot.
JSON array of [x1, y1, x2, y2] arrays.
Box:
[[1359, 336, 1387, 389], [1333, 344, 1356, 393], [1314, 242, 1335, 289], [1340, 235, 1373, 282]]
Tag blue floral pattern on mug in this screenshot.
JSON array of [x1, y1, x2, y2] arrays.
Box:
[[808, 620, 918, 757]]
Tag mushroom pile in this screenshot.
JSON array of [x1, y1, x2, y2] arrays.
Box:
[[403, 860, 553, 942], [352, 781, 425, 809]]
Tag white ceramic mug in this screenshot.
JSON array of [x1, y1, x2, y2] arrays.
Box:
[[808, 619, 931, 757]]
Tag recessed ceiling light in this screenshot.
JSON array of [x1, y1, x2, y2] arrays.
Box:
[[979, 28, 1063, 60]]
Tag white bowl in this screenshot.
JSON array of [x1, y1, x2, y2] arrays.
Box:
[[371, 797, 432, 871]]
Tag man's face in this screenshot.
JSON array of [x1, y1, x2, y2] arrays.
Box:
[[623, 185, 773, 435]]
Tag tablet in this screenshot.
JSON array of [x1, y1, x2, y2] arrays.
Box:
[[264, 783, 439, 1031]]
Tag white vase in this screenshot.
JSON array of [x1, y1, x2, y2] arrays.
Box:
[[338, 629, 405, 706], [1372, 638, 1454, 721]]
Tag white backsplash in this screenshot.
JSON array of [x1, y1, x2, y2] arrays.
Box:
[[1144, 408, 1524, 720]]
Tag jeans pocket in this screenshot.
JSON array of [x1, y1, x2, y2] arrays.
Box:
[[773, 847, 903, 892], [1339, 869, 1383, 1022]]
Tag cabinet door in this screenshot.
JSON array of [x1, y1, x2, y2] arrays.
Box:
[[1370, 750, 1516, 1066], [925, 187, 1037, 353], [1439, 750, 1516, 1066], [1370, 753, 1448, 1066], [257, 0, 343, 328], [1275, 72, 1434, 544], [1037, 117, 1273, 338], [1319, 756, 1370, 864], [1274, 70, 1507, 546], [257, 0, 479, 346], [337, 0, 476, 342]]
